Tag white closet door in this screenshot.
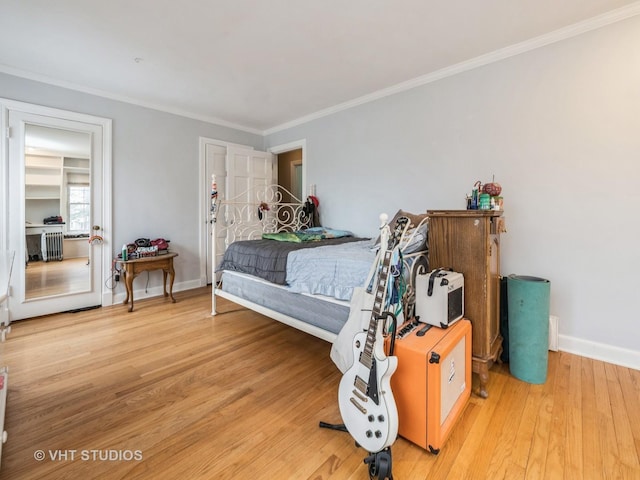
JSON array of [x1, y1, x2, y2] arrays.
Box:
[[205, 143, 227, 284], [226, 146, 275, 204], [226, 147, 275, 238], [207, 145, 275, 284]]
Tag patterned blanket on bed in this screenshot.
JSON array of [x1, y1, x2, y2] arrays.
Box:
[[216, 236, 366, 285], [261, 227, 353, 243]]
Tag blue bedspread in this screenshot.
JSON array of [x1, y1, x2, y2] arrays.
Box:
[[286, 240, 375, 301], [217, 236, 366, 285]]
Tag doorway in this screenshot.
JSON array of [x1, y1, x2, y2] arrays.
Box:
[[270, 139, 307, 203], [1, 100, 112, 320], [276, 149, 303, 203]]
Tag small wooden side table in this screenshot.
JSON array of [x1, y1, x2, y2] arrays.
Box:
[[120, 252, 178, 312]]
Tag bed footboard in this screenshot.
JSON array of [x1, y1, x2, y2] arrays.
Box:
[[211, 184, 312, 314]]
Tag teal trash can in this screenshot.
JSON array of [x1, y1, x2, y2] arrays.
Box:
[[507, 275, 550, 384]]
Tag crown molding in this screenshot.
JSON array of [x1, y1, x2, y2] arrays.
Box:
[[264, 2, 640, 136], [0, 64, 263, 136], [2, 2, 639, 137]]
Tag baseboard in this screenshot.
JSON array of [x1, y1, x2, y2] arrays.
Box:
[[559, 334, 640, 370], [548, 315, 559, 352], [111, 279, 202, 305]]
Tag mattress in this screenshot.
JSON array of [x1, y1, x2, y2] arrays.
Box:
[[219, 271, 350, 335]]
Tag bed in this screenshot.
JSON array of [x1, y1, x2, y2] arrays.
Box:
[[211, 184, 429, 343]]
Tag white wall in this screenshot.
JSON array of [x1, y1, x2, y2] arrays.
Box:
[[0, 72, 263, 297], [265, 16, 640, 367], [63, 238, 89, 259]]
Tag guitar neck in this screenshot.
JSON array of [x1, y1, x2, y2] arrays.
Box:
[[360, 249, 393, 368]]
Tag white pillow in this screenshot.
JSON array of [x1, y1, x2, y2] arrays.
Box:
[[400, 220, 428, 254]]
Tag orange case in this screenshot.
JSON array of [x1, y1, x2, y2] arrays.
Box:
[[386, 319, 471, 453]]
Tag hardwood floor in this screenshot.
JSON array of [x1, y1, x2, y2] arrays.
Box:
[[25, 257, 90, 299], [0, 287, 638, 479]]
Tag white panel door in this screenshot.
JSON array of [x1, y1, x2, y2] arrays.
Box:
[[226, 146, 275, 205], [205, 143, 227, 284], [226, 147, 275, 236], [204, 144, 274, 285]]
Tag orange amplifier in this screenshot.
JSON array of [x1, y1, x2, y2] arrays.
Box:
[[386, 318, 471, 454]]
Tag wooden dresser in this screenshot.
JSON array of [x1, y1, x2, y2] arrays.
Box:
[[427, 210, 505, 398]]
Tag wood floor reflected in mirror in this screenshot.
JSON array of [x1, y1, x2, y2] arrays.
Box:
[[25, 257, 90, 299]]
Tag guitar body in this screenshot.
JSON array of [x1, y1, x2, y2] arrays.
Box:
[[337, 213, 407, 453], [338, 327, 399, 453]]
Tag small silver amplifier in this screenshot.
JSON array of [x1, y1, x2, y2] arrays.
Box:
[[415, 269, 464, 328]]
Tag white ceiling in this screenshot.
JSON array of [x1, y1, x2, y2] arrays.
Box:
[[1, 0, 639, 134], [25, 124, 91, 158]]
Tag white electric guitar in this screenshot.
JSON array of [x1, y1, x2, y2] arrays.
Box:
[[338, 214, 407, 453]]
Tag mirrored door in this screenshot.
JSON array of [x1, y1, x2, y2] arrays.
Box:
[[7, 108, 107, 320], [24, 124, 92, 300]]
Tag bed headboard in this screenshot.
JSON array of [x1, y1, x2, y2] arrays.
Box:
[[395, 216, 430, 320], [211, 184, 313, 269]]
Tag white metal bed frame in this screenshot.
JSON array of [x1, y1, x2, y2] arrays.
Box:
[[211, 184, 428, 343]]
